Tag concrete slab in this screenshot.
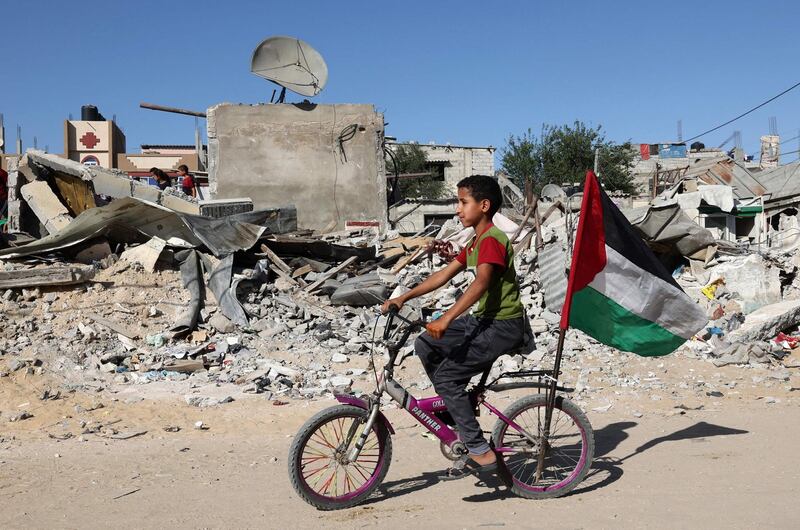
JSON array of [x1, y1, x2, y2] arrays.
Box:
[[728, 298, 800, 342], [19, 181, 73, 234]]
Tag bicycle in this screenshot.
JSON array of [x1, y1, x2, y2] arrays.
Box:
[[287, 306, 594, 510]]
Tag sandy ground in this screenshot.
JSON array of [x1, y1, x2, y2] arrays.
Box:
[[2, 364, 800, 530]]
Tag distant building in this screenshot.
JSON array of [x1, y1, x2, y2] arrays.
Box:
[[386, 141, 495, 233]]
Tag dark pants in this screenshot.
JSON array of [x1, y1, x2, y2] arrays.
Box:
[[415, 315, 525, 454]]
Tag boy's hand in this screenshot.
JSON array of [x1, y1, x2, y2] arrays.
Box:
[[425, 318, 450, 340], [380, 298, 404, 314]]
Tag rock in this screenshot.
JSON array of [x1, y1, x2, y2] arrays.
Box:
[[330, 375, 353, 388], [529, 318, 549, 334], [330, 273, 388, 307], [331, 353, 349, 363], [6, 359, 25, 372], [209, 313, 235, 334], [7, 411, 32, 422]]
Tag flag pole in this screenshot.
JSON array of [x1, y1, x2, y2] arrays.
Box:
[[535, 171, 596, 484]]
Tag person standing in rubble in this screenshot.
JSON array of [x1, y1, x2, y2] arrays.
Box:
[[177, 164, 197, 198], [149, 167, 172, 191], [1, 167, 9, 221]]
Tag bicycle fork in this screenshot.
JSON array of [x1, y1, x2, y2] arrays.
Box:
[[346, 402, 380, 463]]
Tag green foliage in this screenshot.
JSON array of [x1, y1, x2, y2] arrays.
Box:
[[501, 121, 638, 195], [386, 144, 447, 200]]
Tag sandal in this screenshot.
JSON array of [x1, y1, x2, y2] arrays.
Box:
[[440, 455, 498, 481]]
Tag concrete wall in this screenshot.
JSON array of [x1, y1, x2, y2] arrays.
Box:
[[207, 103, 386, 231], [389, 142, 495, 197]]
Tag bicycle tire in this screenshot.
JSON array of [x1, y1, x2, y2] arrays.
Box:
[[288, 404, 392, 510], [491, 394, 593, 499]]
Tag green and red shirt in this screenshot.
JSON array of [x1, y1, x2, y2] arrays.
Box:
[[455, 224, 524, 320]]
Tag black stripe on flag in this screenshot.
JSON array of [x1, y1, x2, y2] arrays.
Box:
[[599, 185, 682, 290]]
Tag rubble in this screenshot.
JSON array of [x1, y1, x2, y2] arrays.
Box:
[[1, 160, 800, 414]]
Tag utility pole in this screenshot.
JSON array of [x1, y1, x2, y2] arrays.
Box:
[[593, 147, 599, 176], [677, 119, 683, 142], [652, 163, 660, 199], [0, 113, 5, 154], [16, 125, 22, 154]]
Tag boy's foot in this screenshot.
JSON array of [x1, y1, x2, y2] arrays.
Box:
[[440, 453, 498, 481]]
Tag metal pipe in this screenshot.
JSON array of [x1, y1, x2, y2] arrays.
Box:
[[535, 326, 566, 483], [139, 102, 206, 118]]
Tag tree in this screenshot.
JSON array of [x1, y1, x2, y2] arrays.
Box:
[[501, 121, 638, 195], [386, 143, 447, 201]]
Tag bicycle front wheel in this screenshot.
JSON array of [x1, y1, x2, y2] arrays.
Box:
[[491, 394, 593, 499], [288, 405, 392, 510]]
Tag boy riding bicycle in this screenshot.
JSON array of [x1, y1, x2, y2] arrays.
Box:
[[382, 174, 527, 480]]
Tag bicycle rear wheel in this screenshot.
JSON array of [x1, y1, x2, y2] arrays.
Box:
[[491, 394, 593, 499], [288, 404, 392, 510]]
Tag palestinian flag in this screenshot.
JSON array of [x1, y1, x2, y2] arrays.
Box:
[[560, 171, 707, 357]]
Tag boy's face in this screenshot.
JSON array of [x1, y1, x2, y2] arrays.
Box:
[[456, 187, 490, 228]]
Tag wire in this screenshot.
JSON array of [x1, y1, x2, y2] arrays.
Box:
[[685, 80, 800, 142]]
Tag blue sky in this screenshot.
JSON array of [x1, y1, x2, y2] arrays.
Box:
[[4, 0, 800, 162]]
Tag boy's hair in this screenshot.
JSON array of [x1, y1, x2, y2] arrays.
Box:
[[457, 175, 503, 216], [177, 164, 189, 173]]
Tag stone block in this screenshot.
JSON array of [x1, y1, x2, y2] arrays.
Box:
[[19, 181, 72, 234], [728, 299, 800, 342]]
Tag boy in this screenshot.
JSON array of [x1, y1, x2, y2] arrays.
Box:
[[382, 174, 526, 480], [177, 164, 197, 198]]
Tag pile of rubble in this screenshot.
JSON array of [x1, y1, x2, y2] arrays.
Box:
[[2, 156, 800, 414]]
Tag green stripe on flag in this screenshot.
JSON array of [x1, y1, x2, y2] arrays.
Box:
[[569, 287, 688, 357]]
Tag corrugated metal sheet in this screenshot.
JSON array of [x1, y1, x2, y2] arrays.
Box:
[[753, 160, 800, 204], [538, 241, 567, 313], [670, 157, 767, 199]]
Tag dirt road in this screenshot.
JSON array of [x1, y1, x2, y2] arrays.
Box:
[[1, 389, 798, 529]]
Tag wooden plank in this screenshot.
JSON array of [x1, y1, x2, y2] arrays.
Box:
[[0, 265, 95, 289], [304, 256, 357, 293], [291, 264, 313, 278], [259, 243, 293, 274], [52, 173, 96, 216], [85, 312, 141, 339], [269, 264, 300, 287], [390, 247, 427, 274]]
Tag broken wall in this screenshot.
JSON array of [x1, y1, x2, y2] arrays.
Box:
[[207, 103, 387, 232]]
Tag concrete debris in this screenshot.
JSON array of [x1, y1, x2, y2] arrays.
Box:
[[2, 173, 800, 410]]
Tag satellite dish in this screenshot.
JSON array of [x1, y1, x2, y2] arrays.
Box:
[[541, 183, 567, 201], [250, 36, 328, 100]]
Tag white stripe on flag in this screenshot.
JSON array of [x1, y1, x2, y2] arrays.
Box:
[[588, 245, 707, 339]]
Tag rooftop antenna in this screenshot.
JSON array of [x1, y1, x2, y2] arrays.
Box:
[[250, 36, 328, 103]]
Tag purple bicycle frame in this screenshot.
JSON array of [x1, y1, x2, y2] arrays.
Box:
[[380, 378, 531, 453]]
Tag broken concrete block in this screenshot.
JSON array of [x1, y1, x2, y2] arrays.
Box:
[[159, 192, 200, 215], [20, 181, 73, 234], [330, 273, 388, 307], [710, 255, 781, 313], [331, 353, 349, 363], [209, 313, 235, 334], [92, 171, 135, 198], [119, 237, 167, 272], [728, 299, 800, 342]]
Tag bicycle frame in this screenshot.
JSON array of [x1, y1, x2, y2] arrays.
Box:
[[338, 366, 538, 463]]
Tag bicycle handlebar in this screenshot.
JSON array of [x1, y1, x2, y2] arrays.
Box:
[[382, 305, 425, 368]]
